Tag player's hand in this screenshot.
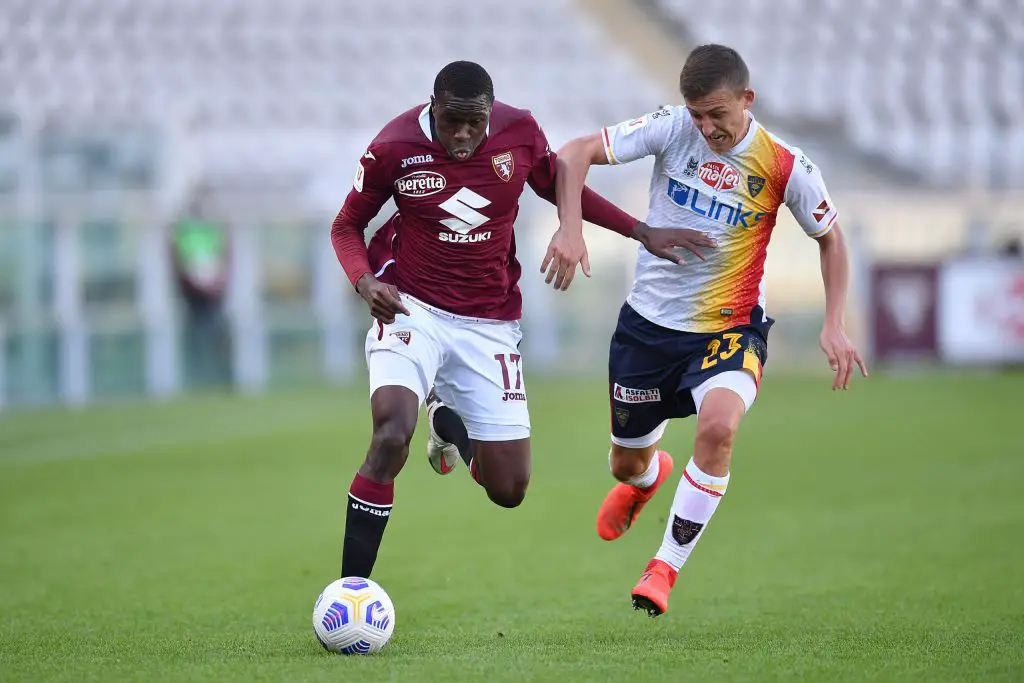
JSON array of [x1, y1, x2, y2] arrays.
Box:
[[356, 274, 410, 325], [819, 323, 868, 390], [541, 227, 591, 291], [632, 222, 717, 264]]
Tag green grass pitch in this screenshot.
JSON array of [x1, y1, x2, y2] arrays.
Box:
[[1, 372, 1022, 682]]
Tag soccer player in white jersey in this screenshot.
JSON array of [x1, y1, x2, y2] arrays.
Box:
[[545, 44, 868, 616]]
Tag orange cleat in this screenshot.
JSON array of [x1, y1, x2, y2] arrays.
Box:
[[631, 558, 678, 617], [596, 450, 674, 541]]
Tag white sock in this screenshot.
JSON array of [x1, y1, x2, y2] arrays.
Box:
[[654, 457, 729, 571], [614, 450, 660, 489]]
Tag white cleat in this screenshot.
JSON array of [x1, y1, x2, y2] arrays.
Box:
[[426, 389, 460, 475]]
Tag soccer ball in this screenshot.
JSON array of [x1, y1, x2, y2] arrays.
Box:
[[311, 577, 395, 655]]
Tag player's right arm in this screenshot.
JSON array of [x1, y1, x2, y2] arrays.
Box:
[[549, 110, 716, 284], [331, 145, 410, 324]]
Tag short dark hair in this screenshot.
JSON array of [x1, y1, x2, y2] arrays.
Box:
[[433, 61, 494, 102], [679, 44, 749, 99]]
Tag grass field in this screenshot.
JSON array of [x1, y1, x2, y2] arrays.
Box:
[[1, 372, 1022, 682]]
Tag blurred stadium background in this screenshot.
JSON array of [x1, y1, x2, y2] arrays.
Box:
[[0, 0, 1021, 409]]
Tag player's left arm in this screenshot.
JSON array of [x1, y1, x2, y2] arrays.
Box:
[[786, 153, 868, 390], [527, 124, 632, 290]]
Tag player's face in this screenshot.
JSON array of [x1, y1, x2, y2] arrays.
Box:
[[431, 94, 491, 161], [684, 87, 755, 153]]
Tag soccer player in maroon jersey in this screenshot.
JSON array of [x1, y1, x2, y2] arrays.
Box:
[[331, 61, 715, 579]]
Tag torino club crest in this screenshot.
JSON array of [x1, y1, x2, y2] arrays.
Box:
[[492, 152, 514, 182]]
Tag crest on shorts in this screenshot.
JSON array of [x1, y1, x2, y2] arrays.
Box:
[[492, 152, 514, 182], [747, 174, 765, 198], [614, 407, 630, 427], [391, 331, 411, 345]]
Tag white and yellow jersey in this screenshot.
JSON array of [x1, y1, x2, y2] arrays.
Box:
[[602, 108, 838, 333]]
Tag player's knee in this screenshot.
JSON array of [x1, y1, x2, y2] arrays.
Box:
[[695, 416, 738, 453], [370, 419, 413, 455], [365, 418, 415, 479], [486, 476, 529, 508]]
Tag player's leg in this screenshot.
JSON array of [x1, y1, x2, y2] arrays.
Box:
[[342, 383, 419, 579], [597, 304, 680, 540], [341, 313, 442, 579], [631, 327, 767, 616], [433, 316, 532, 508]]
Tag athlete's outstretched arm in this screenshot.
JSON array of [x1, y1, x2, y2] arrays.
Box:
[[538, 132, 715, 290], [554, 133, 608, 241], [815, 223, 867, 390]]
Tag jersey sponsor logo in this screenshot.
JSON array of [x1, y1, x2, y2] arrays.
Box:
[[438, 187, 492, 238], [391, 330, 411, 345], [492, 151, 514, 182], [651, 108, 672, 119], [501, 390, 527, 402], [682, 156, 699, 178], [812, 199, 831, 222], [400, 154, 434, 168], [439, 231, 491, 243], [395, 170, 447, 197], [667, 179, 768, 229], [747, 175, 765, 198], [798, 155, 814, 174], [698, 161, 740, 191], [612, 383, 661, 403]]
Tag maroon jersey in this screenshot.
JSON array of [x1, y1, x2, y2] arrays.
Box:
[[332, 101, 636, 320]]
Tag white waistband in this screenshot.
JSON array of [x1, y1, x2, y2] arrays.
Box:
[[402, 293, 510, 325]]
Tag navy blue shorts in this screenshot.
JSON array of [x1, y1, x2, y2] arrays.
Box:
[[608, 303, 772, 441]]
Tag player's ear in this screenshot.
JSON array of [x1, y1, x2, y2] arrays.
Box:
[[742, 88, 756, 108]]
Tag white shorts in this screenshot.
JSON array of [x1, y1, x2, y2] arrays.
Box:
[[610, 370, 758, 449], [365, 294, 530, 442]]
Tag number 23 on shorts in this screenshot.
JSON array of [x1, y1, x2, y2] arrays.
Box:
[[701, 332, 744, 370]]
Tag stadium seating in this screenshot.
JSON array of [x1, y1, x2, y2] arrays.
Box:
[[657, 0, 1023, 189], [0, 0, 664, 183]]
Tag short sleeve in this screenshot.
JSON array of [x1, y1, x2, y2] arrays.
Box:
[[784, 151, 838, 238], [600, 108, 675, 165]]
